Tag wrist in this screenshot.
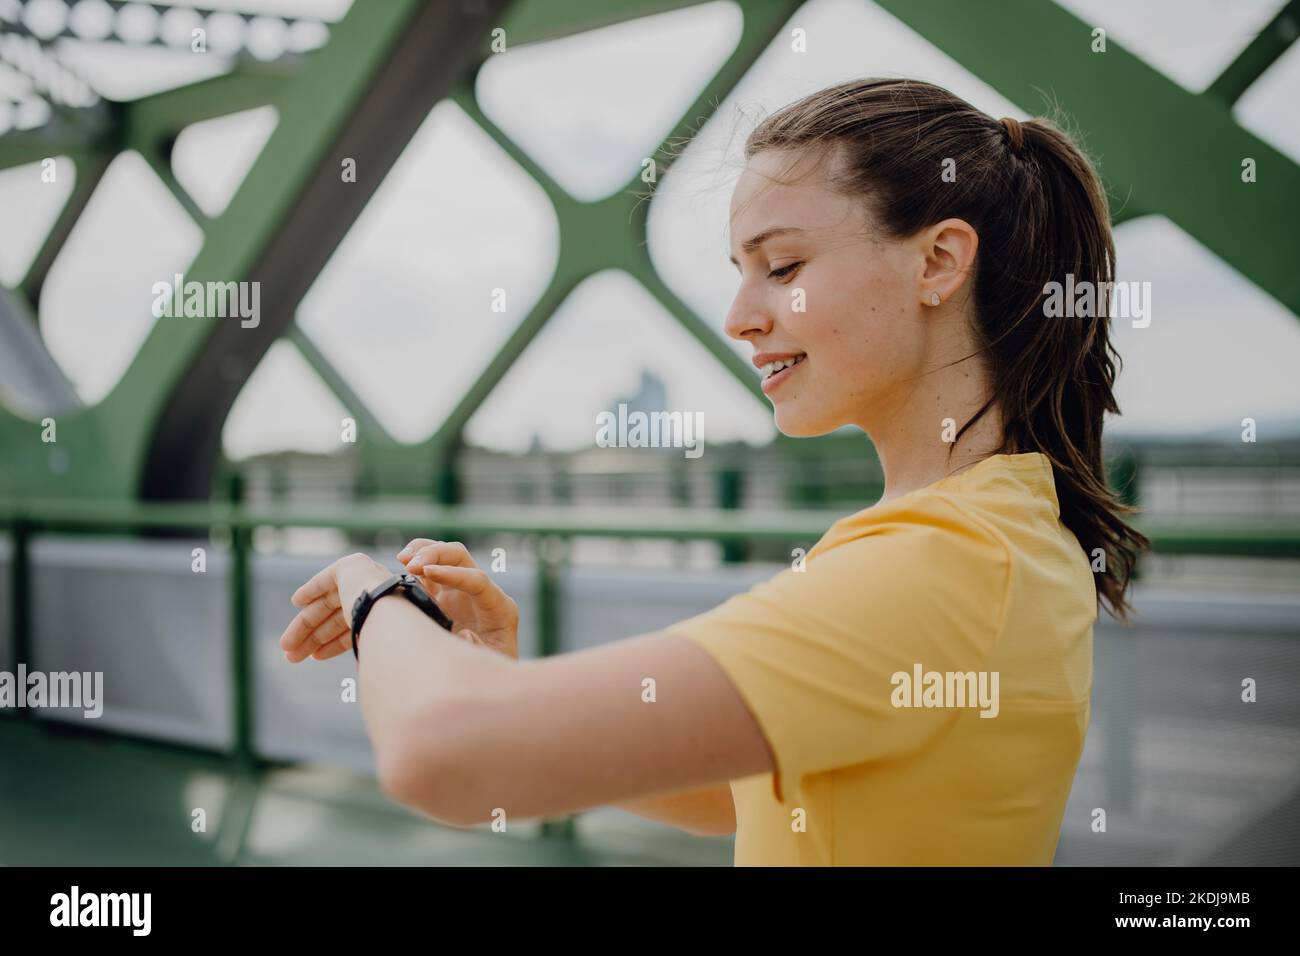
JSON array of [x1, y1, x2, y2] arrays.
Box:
[[349, 571, 456, 663], [338, 556, 390, 619]]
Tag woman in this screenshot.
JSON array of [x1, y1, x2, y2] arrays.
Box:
[[278, 78, 1147, 866]]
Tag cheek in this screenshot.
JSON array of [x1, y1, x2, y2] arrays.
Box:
[[806, 270, 904, 360], [801, 271, 920, 400]]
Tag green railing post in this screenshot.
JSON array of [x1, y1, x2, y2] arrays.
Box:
[[230, 523, 254, 766], [535, 533, 576, 844], [1109, 449, 1141, 509], [226, 471, 255, 767], [7, 519, 31, 722], [434, 463, 460, 506], [1108, 449, 1143, 580], [671, 459, 691, 565], [551, 457, 572, 505], [717, 462, 746, 563], [218, 520, 260, 865]]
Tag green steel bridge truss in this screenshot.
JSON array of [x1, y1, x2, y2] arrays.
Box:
[[0, 0, 1298, 504]]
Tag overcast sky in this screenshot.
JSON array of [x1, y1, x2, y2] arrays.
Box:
[[1, 0, 1298, 458]]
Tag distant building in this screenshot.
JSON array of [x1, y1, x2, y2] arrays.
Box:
[[609, 368, 668, 423]]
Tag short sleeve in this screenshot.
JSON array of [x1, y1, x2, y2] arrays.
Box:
[[668, 497, 1009, 802]]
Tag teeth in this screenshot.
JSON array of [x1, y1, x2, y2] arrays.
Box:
[[762, 355, 804, 378]]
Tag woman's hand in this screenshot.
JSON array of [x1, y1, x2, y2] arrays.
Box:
[[397, 538, 519, 660], [280, 552, 390, 662]]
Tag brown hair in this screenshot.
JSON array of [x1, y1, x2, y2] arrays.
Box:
[[744, 77, 1148, 619]]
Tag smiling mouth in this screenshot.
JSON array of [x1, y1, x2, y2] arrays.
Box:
[[760, 354, 806, 379], [760, 354, 807, 394]]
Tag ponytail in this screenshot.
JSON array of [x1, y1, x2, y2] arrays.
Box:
[[977, 114, 1148, 619]]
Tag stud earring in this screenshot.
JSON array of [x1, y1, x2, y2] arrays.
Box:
[[930, 292, 941, 306]]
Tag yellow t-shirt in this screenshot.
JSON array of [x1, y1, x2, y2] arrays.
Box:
[[669, 451, 1096, 866]]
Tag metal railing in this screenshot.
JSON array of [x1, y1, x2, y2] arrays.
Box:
[[5, 494, 1300, 731], [4, 495, 1300, 847]]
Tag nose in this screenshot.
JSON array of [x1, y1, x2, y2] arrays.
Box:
[[723, 281, 775, 343]]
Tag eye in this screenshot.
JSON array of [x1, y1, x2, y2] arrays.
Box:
[[768, 261, 803, 281]]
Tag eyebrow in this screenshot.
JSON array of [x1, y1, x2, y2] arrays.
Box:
[[728, 226, 807, 267]]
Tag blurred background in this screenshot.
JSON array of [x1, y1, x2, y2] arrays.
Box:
[[1, 0, 1298, 865]]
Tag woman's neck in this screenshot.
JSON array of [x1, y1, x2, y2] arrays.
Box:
[[867, 356, 1005, 505]]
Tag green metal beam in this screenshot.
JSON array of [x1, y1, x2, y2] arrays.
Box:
[[421, 0, 799, 466], [5, 0, 1299, 507], [117, 64, 294, 157], [0, 1, 507, 501], [495, 0, 720, 48], [0, 65, 288, 175], [1205, 0, 1300, 105], [0, 118, 107, 171], [140, 143, 210, 229], [286, 323, 398, 450], [4, 496, 1299, 558], [136, 0, 517, 503], [15, 148, 113, 308], [872, 0, 1300, 318], [6, 68, 290, 307]]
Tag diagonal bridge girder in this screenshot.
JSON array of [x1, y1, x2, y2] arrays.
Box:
[[0, 0, 1297, 504]]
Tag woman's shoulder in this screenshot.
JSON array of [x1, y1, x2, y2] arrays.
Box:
[[811, 487, 1009, 564], [811, 452, 1060, 559], [794, 489, 1012, 634]]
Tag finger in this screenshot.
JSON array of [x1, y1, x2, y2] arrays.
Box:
[[311, 631, 353, 661], [459, 628, 483, 646], [285, 612, 350, 662], [414, 563, 496, 599], [404, 540, 476, 573], [397, 538, 435, 561], [281, 602, 349, 654], [291, 562, 341, 608], [280, 597, 345, 650]]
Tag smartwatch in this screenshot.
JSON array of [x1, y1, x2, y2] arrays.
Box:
[[350, 572, 454, 661]]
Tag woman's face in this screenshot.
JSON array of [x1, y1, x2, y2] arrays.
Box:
[[725, 148, 929, 438]]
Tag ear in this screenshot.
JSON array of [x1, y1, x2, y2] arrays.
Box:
[[917, 218, 979, 308]]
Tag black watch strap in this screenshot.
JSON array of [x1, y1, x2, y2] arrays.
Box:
[[350, 573, 453, 661]]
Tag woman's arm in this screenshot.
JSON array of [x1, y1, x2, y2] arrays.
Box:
[[282, 554, 773, 829], [367, 600, 770, 828], [611, 784, 736, 836]]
